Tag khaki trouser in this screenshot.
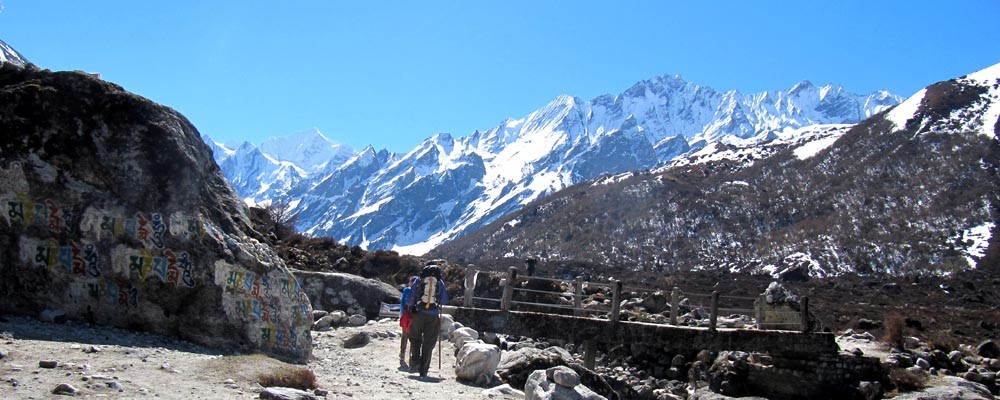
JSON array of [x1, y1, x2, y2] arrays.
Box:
[[407, 310, 440, 376]]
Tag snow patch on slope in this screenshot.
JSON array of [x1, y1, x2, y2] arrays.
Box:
[[885, 88, 927, 132]]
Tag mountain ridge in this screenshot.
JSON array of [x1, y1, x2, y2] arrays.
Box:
[[429, 62, 1000, 277], [208, 73, 902, 253]]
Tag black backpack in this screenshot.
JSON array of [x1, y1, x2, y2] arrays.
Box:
[[413, 265, 442, 310]]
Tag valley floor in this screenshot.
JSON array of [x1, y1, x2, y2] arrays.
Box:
[[0, 316, 496, 400]]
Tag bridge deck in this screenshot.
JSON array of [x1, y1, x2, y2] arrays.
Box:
[[447, 306, 838, 358]]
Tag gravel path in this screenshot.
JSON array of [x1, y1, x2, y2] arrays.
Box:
[[0, 316, 499, 399]]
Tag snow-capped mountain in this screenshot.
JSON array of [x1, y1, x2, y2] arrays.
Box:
[[208, 74, 901, 254], [0, 39, 28, 66], [430, 62, 1000, 277], [206, 129, 355, 205]]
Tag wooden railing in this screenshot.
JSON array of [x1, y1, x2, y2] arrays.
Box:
[[461, 266, 812, 333]]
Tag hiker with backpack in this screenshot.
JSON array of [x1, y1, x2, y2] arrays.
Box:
[[405, 262, 449, 378], [398, 276, 418, 364]]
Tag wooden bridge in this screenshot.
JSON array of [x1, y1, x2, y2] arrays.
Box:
[[444, 267, 839, 368]]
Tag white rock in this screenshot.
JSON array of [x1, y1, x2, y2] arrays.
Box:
[[524, 367, 606, 400], [482, 383, 525, 398], [454, 342, 500, 387], [551, 366, 580, 388]]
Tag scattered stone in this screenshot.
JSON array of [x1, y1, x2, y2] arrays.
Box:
[[313, 315, 338, 331], [670, 354, 686, 367], [763, 282, 797, 304], [858, 381, 882, 400], [0, 349, 7, 359], [52, 382, 79, 396], [312, 310, 329, 320], [83, 345, 101, 354], [916, 358, 931, 370], [347, 314, 366, 326], [856, 319, 881, 330], [224, 379, 236, 385], [259, 386, 320, 400], [39, 359, 59, 368], [524, 366, 606, 400], [482, 383, 524, 398], [342, 332, 370, 349], [977, 340, 999, 359], [106, 381, 125, 391], [949, 350, 964, 365], [313, 388, 328, 396]]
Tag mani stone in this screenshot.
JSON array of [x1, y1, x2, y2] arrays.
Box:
[[0, 64, 313, 363]]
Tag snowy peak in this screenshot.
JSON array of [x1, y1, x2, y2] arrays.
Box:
[[0, 39, 28, 67], [259, 128, 354, 173]]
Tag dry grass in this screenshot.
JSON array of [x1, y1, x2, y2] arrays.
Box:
[[200, 353, 319, 390], [882, 314, 905, 350], [257, 366, 318, 390], [889, 368, 928, 392]]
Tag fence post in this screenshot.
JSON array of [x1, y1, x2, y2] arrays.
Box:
[[463, 267, 476, 308], [670, 287, 679, 325], [756, 294, 765, 330], [573, 277, 583, 317], [800, 296, 810, 333], [709, 291, 719, 333], [610, 281, 623, 322], [584, 339, 596, 369], [501, 267, 518, 312]]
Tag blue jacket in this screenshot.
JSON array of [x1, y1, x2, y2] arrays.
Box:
[[400, 286, 412, 310], [406, 277, 448, 316]]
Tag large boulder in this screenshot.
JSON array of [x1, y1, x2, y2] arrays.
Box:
[[0, 63, 312, 362], [454, 342, 501, 386], [293, 270, 399, 319]]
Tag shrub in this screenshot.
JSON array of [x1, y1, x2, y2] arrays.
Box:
[[926, 331, 960, 353], [889, 368, 928, 392], [882, 314, 905, 349], [257, 366, 317, 390]]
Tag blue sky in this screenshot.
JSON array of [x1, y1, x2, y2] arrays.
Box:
[[2, 1, 998, 152]]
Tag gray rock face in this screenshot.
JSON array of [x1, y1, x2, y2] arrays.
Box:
[[0, 64, 312, 362], [294, 270, 399, 319], [890, 376, 993, 400]]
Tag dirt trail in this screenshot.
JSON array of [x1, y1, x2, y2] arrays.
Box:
[[0, 316, 502, 399]]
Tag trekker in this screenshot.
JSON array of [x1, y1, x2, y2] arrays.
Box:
[[398, 276, 418, 362], [525, 257, 537, 276], [406, 263, 449, 377]]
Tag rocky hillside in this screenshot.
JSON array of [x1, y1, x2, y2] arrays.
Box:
[[430, 63, 1000, 278], [0, 61, 313, 362], [208, 75, 900, 254]]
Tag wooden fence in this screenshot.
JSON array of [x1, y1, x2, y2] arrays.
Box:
[[461, 266, 811, 333]]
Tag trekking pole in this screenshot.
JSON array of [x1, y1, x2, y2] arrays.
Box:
[[437, 312, 442, 373]]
